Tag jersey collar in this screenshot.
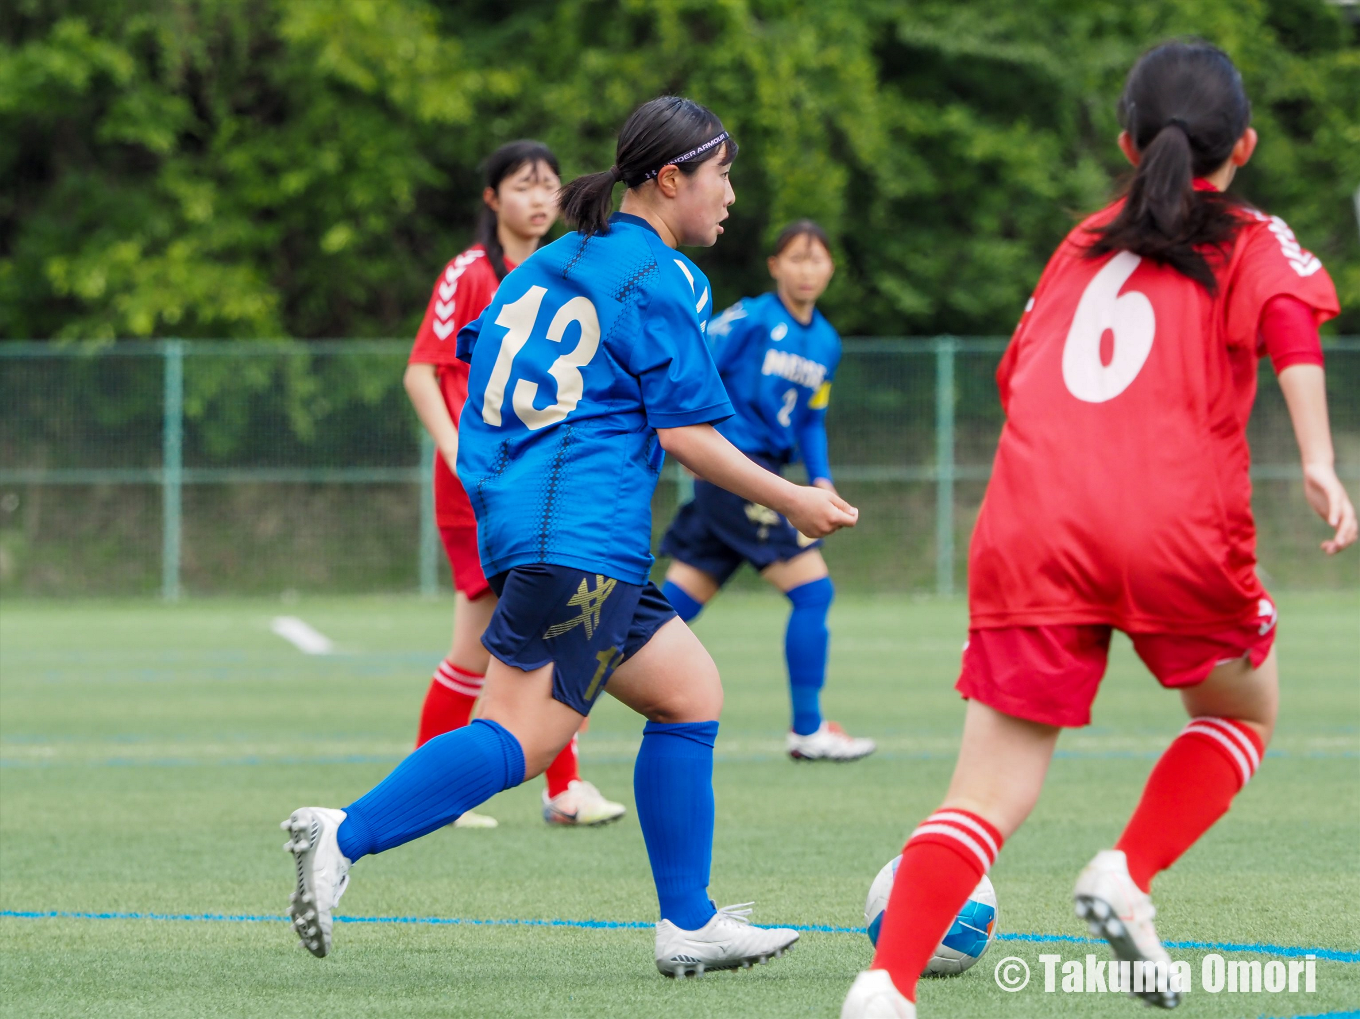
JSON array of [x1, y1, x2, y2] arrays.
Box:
[[1191, 178, 1219, 192], [609, 212, 661, 236]]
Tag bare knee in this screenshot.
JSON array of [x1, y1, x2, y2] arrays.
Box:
[[606, 617, 725, 723], [1181, 646, 1279, 745]]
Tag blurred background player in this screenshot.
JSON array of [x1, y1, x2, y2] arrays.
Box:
[[282, 96, 858, 973], [659, 221, 874, 762], [404, 140, 625, 828], [844, 40, 1355, 1018]]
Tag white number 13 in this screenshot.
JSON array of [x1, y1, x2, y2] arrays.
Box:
[[481, 286, 601, 430]]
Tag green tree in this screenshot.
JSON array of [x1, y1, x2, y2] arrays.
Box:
[[2, 0, 1356, 343]]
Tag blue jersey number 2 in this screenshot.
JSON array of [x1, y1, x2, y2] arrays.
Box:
[[481, 286, 601, 431]]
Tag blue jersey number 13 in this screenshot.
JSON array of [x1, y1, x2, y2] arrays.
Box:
[[482, 286, 602, 431]]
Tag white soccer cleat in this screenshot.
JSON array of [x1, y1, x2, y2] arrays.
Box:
[[654, 902, 799, 978], [1074, 849, 1180, 1008], [452, 809, 498, 829], [542, 779, 627, 826], [281, 806, 351, 958], [787, 721, 877, 762], [841, 970, 917, 1019]]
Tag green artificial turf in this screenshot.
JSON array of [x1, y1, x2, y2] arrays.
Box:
[[1, 591, 1357, 1017]]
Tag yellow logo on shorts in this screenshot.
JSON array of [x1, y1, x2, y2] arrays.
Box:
[[544, 575, 617, 640], [744, 502, 782, 527]]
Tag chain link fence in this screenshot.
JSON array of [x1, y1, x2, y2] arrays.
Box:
[[2, 339, 1356, 598]]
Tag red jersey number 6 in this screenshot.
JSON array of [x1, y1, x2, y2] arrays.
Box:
[[1061, 251, 1156, 403]]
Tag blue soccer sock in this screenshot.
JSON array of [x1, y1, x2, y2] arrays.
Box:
[[785, 577, 834, 736], [337, 718, 525, 861], [661, 579, 705, 623], [633, 720, 719, 931]]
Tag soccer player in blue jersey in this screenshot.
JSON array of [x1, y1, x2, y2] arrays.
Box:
[[280, 96, 858, 978], [659, 220, 875, 763]]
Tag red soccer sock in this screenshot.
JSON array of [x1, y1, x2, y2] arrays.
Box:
[[871, 809, 1003, 1002], [543, 734, 580, 799], [1116, 716, 1264, 893], [415, 660, 484, 747]]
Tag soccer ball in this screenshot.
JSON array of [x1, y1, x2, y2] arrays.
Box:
[[864, 855, 999, 975]]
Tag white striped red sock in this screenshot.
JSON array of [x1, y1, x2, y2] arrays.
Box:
[[870, 808, 1004, 1001], [416, 660, 484, 747], [1178, 716, 1262, 789], [905, 808, 1002, 873], [432, 659, 485, 699], [1117, 716, 1266, 892]]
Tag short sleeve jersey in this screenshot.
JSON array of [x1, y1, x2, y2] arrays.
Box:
[[969, 196, 1339, 633], [707, 292, 841, 468], [409, 245, 510, 528], [456, 213, 734, 584]]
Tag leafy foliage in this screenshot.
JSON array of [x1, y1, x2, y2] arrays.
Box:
[[2, 0, 1357, 343]]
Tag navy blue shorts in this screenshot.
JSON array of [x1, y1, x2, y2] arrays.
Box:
[[482, 565, 678, 716], [659, 464, 821, 585]]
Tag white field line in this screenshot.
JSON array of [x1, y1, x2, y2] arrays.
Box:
[[270, 616, 335, 655]]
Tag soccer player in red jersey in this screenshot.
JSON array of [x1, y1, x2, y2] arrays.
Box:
[[405, 140, 626, 828], [844, 41, 1356, 1018]]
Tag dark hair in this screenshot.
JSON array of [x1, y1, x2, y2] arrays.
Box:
[[476, 140, 560, 280], [559, 96, 737, 236], [1087, 40, 1252, 292], [772, 219, 831, 257]]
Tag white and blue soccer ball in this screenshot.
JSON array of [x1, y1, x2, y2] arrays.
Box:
[[864, 855, 999, 975]]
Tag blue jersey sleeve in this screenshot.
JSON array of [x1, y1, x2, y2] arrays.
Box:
[[794, 409, 831, 483], [793, 322, 838, 482], [455, 314, 483, 364], [625, 282, 733, 430]]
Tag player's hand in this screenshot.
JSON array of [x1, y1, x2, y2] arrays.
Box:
[[785, 485, 858, 538], [812, 477, 839, 497], [1302, 462, 1357, 554]]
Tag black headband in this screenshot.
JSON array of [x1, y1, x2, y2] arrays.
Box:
[[625, 131, 730, 187]]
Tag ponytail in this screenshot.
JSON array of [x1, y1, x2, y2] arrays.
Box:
[[559, 96, 737, 236], [1087, 40, 1252, 293], [559, 166, 626, 239]]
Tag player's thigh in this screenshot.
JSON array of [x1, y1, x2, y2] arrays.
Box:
[[608, 617, 723, 723], [664, 561, 722, 603], [1179, 645, 1278, 743], [449, 591, 497, 672], [943, 699, 1061, 838], [477, 657, 585, 779], [761, 548, 829, 592]]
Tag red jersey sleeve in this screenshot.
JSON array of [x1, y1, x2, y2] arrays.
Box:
[[1224, 212, 1339, 352], [409, 246, 499, 366], [1258, 295, 1325, 373]]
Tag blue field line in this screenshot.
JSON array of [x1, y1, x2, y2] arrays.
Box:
[[3, 909, 1357, 963]]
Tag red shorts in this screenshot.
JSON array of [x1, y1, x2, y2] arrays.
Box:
[[439, 525, 491, 601], [956, 599, 1278, 728]]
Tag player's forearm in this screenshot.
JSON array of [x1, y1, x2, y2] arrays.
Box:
[[657, 424, 801, 514], [1277, 364, 1335, 468], [403, 363, 460, 466]]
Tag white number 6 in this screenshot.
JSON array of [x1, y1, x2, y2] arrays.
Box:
[[1061, 251, 1155, 403]]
